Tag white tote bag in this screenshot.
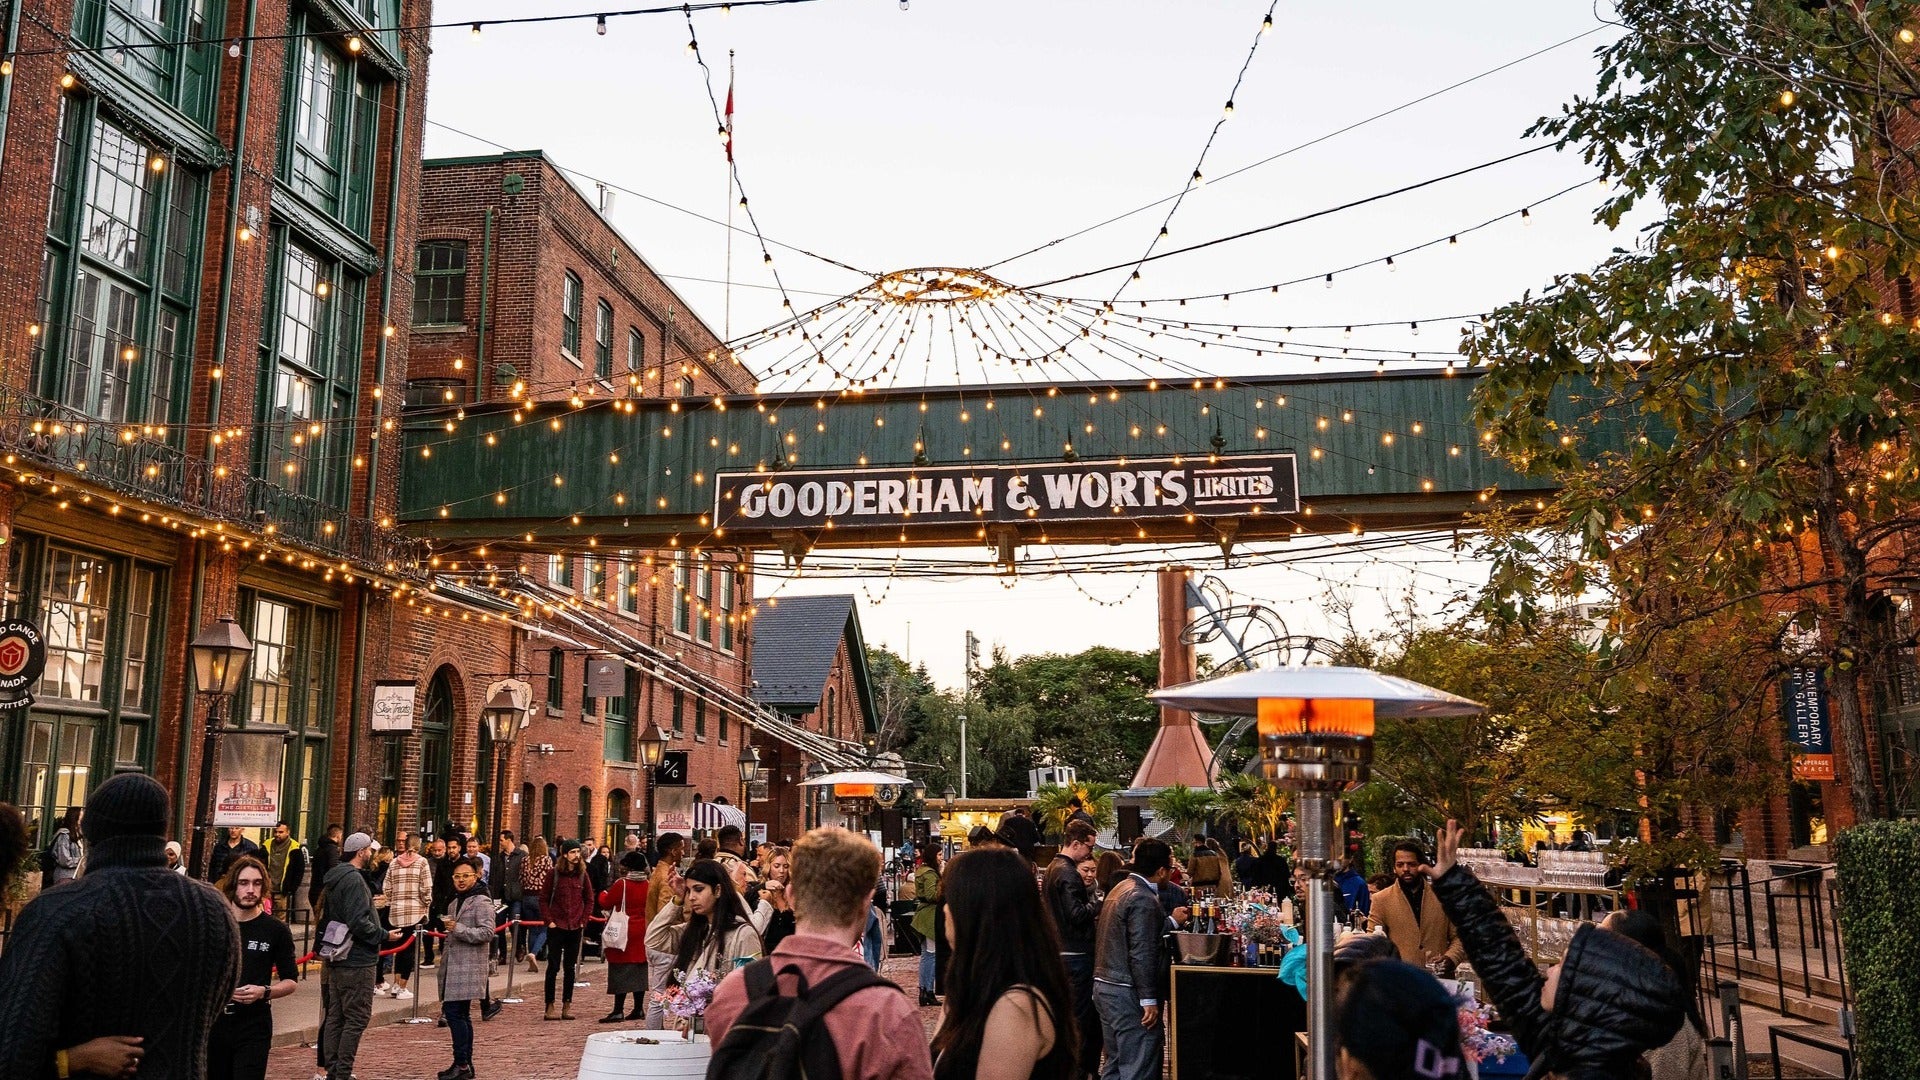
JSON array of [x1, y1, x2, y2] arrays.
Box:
[[602, 883, 632, 952]]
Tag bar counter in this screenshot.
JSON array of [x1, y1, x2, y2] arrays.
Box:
[[1167, 963, 1305, 1080]]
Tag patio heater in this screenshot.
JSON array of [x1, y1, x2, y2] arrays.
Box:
[[1154, 666, 1482, 1080], [801, 769, 913, 826]]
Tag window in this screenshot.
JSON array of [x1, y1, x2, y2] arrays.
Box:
[[672, 688, 684, 735], [695, 698, 706, 740], [696, 559, 713, 645], [239, 592, 335, 843], [581, 655, 597, 718], [605, 790, 630, 851], [561, 271, 582, 357], [88, 0, 223, 124], [604, 672, 631, 763], [825, 687, 837, 737], [595, 300, 614, 379], [541, 784, 558, 843], [673, 552, 690, 635], [40, 548, 112, 703], [412, 240, 466, 325], [419, 671, 454, 836], [405, 378, 463, 407], [677, 375, 695, 398], [578, 786, 593, 844], [547, 649, 565, 711], [618, 551, 639, 615], [627, 328, 643, 374], [40, 104, 202, 427], [259, 235, 362, 509], [548, 553, 571, 589], [584, 557, 607, 602], [720, 709, 729, 744], [718, 567, 736, 651], [282, 26, 380, 229]]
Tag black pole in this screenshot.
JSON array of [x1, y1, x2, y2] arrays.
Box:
[[189, 693, 225, 879], [490, 743, 508, 871], [645, 765, 657, 843]]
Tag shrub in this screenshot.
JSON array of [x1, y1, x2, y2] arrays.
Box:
[[1834, 820, 1920, 1079]]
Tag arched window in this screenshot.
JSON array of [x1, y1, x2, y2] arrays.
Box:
[[578, 786, 593, 844], [419, 668, 455, 836]]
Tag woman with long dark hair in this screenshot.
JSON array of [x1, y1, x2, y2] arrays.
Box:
[[931, 848, 1076, 1080], [644, 858, 762, 1003]]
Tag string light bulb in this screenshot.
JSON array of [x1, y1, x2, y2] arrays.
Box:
[[470, 22, 482, 39], [1261, 13, 1272, 33], [596, 14, 607, 34], [1903, 27, 1917, 44], [347, 35, 363, 53], [1779, 89, 1795, 107], [59, 72, 75, 89]]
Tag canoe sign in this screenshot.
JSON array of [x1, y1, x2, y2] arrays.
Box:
[[715, 453, 1299, 531], [0, 620, 45, 710]]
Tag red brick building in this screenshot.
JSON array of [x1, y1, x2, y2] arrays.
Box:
[[747, 594, 879, 841]]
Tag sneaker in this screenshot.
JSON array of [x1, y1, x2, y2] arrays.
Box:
[[393, 989, 414, 1000], [419, 962, 436, 969], [375, 983, 394, 997]]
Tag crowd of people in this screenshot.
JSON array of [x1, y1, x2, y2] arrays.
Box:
[[0, 782, 1705, 1080]]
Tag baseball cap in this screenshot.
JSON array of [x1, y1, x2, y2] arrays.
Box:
[[342, 831, 374, 856]]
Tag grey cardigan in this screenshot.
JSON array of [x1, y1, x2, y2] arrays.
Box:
[[439, 892, 497, 1002]]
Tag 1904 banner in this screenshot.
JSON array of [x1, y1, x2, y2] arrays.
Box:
[[714, 453, 1299, 531], [214, 731, 286, 828]]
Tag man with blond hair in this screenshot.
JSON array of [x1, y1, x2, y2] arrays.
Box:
[[705, 827, 931, 1080]]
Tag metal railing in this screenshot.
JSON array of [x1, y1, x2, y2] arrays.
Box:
[[1701, 860, 1851, 1019], [0, 387, 428, 577]]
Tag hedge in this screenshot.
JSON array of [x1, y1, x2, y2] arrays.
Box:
[[1834, 820, 1920, 1079]]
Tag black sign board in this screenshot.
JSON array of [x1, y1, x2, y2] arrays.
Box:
[[0, 620, 45, 711], [656, 750, 689, 786], [714, 453, 1299, 531]]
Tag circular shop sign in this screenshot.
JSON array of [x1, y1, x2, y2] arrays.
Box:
[[0, 620, 45, 695]]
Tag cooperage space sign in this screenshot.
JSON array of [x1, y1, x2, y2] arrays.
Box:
[[714, 453, 1299, 531]]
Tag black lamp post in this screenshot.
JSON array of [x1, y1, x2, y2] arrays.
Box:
[[638, 724, 670, 837], [188, 615, 254, 879], [736, 744, 760, 835], [481, 687, 525, 870]]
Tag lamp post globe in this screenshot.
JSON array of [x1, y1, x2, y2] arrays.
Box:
[[736, 744, 761, 785]]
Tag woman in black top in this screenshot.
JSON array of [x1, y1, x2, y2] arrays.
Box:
[[931, 848, 1076, 1080]]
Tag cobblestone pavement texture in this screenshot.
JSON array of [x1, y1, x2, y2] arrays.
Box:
[[266, 955, 940, 1079]]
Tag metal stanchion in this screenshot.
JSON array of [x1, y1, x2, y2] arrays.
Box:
[[401, 931, 434, 1024], [500, 920, 524, 1004], [1717, 980, 1748, 1080]]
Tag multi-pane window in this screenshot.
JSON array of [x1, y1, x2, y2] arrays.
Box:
[[121, 568, 156, 711], [247, 599, 296, 727], [719, 709, 729, 744], [41, 104, 202, 427], [288, 38, 342, 205], [91, 0, 223, 125], [671, 688, 684, 735], [595, 301, 614, 380], [584, 557, 607, 602], [618, 552, 638, 615], [677, 375, 694, 398], [561, 271, 582, 357], [718, 567, 736, 651], [578, 786, 592, 844], [673, 552, 690, 635], [413, 240, 466, 325], [260, 236, 361, 508], [280, 13, 380, 231], [694, 698, 706, 739], [581, 656, 597, 717], [541, 784, 558, 842], [547, 648, 565, 711], [604, 673, 631, 762], [549, 553, 572, 589], [627, 328, 643, 375], [696, 559, 713, 645], [39, 548, 111, 703], [240, 592, 334, 842]]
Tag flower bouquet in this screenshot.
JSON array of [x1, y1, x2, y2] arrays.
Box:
[[1455, 995, 1518, 1065], [1238, 908, 1290, 947], [655, 968, 721, 1040]]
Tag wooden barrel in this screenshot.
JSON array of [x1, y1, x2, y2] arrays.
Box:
[[576, 1031, 710, 1080]]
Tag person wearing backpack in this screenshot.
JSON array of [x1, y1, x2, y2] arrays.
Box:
[[704, 827, 932, 1080], [317, 832, 405, 1080]]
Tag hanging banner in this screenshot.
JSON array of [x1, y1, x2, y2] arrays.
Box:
[[214, 731, 286, 827], [655, 785, 695, 834], [371, 680, 417, 733], [587, 658, 626, 699], [1782, 667, 1835, 782], [750, 823, 768, 845], [714, 453, 1300, 531]]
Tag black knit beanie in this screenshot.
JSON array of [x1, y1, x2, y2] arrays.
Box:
[[83, 773, 171, 844]]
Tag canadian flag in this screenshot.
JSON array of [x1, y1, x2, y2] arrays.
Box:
[[724, 71, 735, 163]]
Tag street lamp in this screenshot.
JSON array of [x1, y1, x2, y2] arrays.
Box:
[[638, 724, 670, 838], [188, 615, 254, 878], [482, 686, 526, 871], [1154, 666, 1482, 1080], [736, 744, 760, 835]]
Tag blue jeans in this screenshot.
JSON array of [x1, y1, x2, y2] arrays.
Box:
[[1093, 980, 1162, 1080], [442, 999, 472, 1067], [520, 897, 547, 957], [919, 939, 937, 992]]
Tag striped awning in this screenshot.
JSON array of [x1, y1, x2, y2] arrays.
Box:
[[692, 801, 747, 831]]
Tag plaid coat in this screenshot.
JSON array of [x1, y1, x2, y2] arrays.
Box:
[[439, 892, 496, 1002]]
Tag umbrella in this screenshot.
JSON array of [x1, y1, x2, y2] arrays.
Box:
[[798, 769, 915, 787], [1152, 666, 1483, 718]]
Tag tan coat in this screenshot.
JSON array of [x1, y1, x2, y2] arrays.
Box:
[[1368, 878, 1465, 968]]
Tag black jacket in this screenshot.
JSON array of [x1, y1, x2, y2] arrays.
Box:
[[431, 853, 458, 916], [496, 848, 527, 903], [321, 861, 385, 969], [310, 837, 341, 904], [1431, 865, 1685, 1080], [1093, 874, 1163, 999], [0, 835, 239, 1080], [1044, 854, 1099, 954], [207, 835, 262, 884]]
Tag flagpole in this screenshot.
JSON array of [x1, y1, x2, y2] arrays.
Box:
[[724, 50, 735, 343]]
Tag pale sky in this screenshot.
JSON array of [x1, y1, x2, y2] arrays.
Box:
[[421, 1, 1627, 689]]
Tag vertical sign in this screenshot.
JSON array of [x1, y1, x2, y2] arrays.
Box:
[[655, 786, 694, 834], [1782, 667, 1835, 782], [214, 731, 286, 827]]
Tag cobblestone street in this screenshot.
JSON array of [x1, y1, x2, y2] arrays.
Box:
[[266, 956, 938, 1079]]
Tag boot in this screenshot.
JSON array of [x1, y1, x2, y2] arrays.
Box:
[[544, 1004, 559, 1021], [437, 1067, 465, 1080], [598, 1009, 626, 1024], [561, 1002, 576, 1021], [918, 989, 939, 1008]]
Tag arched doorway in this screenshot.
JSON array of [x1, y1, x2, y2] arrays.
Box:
[[419, 669, 456, 837], [606, 789, 630, 850]]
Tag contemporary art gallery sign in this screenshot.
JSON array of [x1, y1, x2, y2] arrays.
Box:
[[714, 453, 1299, 530]]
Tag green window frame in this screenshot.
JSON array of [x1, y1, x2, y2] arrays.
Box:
[[595, 300, 614, 380], [38, 97, 204, 430], [419, 671, 454, 835], [618, 552, 639, 615], [604, 672, 631, 763], [412, 240, 466, 325], [673, 552, 690, 635], [627, 328, 643, 375], [79, 0, 225, 126], [577, 786, 592, 844], [719, 708, 728, 745], [280, 20, 380, 231], [695, 559, 713, 645], [581, 655, 597, 718], [547, 648, 565, 711], [561, 271, 582, 357], [718, 567, 735, 651], [256, 231, 362, 511], [671, 688, 684, 735], [236, 591, 336, 845], [541, 783, 557, 842]]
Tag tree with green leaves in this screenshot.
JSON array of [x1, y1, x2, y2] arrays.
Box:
[[1148, 783, 1217, 850], [1466, 0, 1920, 823], [1214, 772, 1288, 843], [975, 646, 1165, 786], [1032, 781, 1118, 840]]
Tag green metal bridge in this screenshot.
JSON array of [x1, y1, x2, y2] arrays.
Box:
[[400, 369, 1615, 555]]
